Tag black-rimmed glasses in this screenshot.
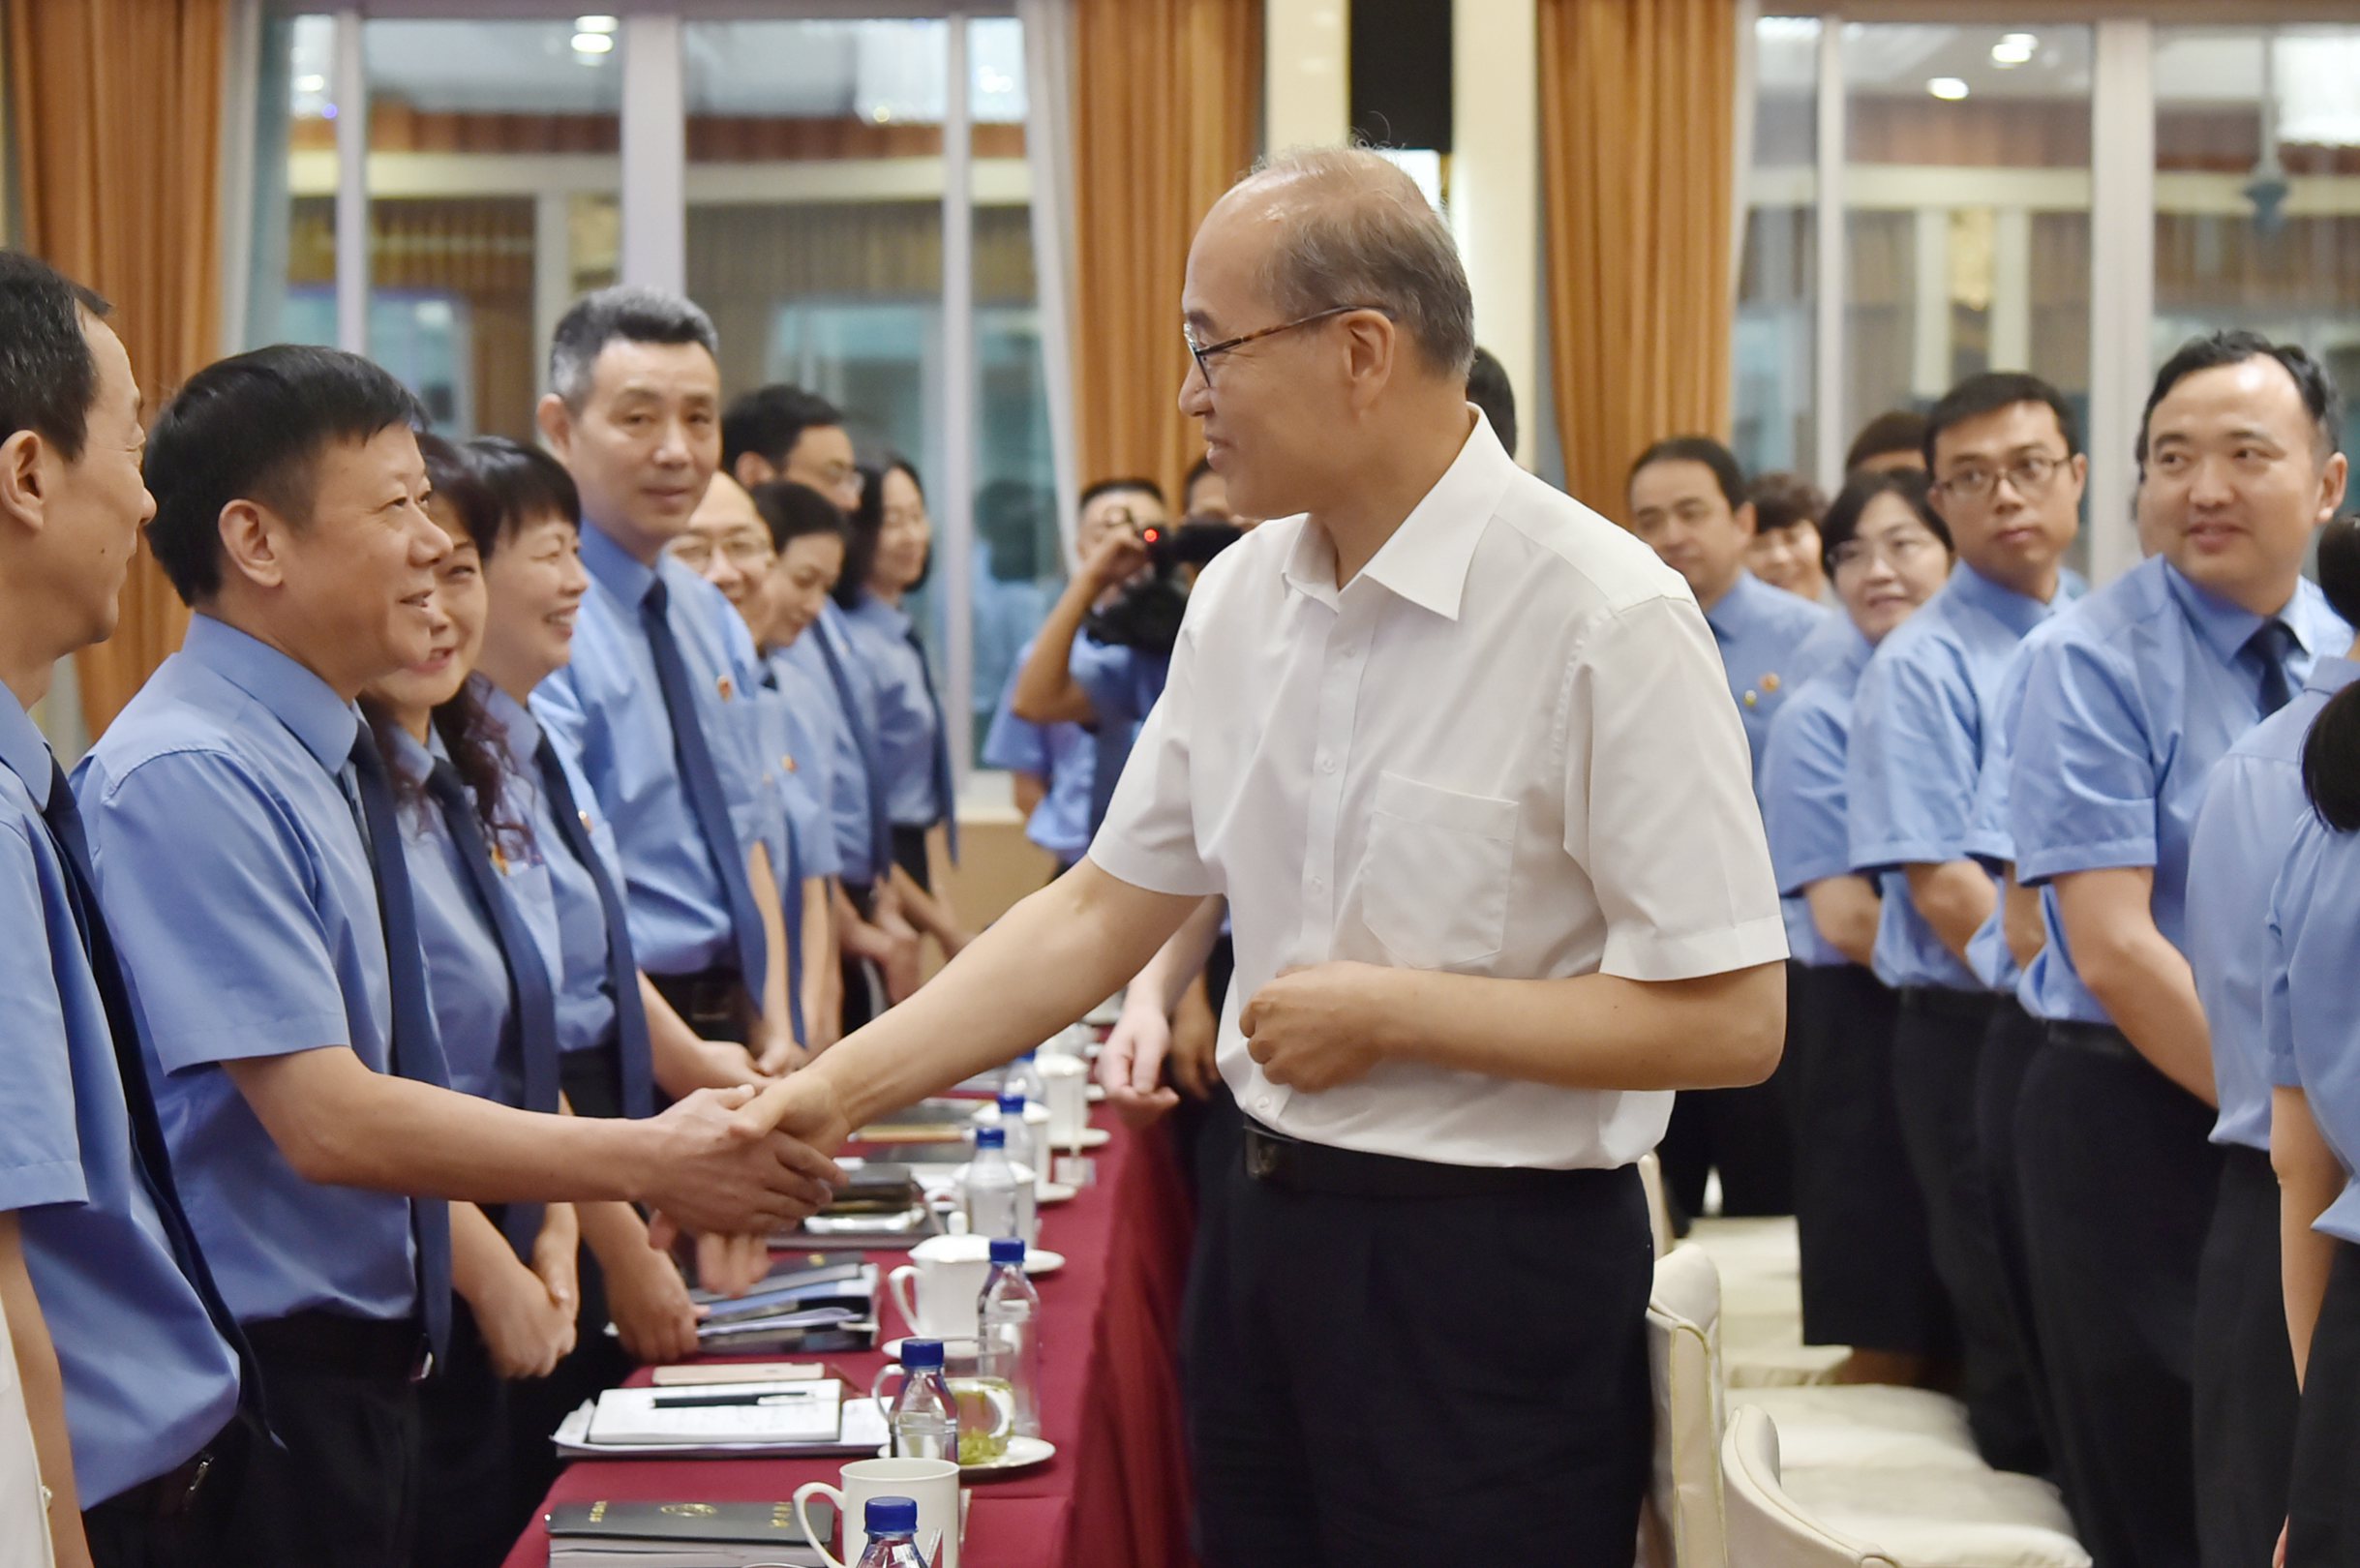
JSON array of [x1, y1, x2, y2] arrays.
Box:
[[1184, 304, 1389, 384]]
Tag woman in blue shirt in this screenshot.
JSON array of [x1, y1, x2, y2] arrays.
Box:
[[836, 458, 967, 961], [2270, 683, 2360, 1561], [1759, 468, 1955, 1383]]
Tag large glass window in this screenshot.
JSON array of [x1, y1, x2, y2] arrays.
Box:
[[1735, 15, 1818, 477], [247, 13, 339, 348], [1840, 23, 2094, 460], [2154, 25, 2360, 454]]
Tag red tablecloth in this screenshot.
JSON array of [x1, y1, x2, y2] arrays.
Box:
[[501, 1112, 1197, 1568]]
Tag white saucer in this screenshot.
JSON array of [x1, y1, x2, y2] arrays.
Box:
[[1035, 1181, 1077, 1206], [873, 1434, 1056, 1475], [1051, 1127, 1111, 1150], [1022, 1249, 1065, 1277], [1085, 1084, 1106, 1102]]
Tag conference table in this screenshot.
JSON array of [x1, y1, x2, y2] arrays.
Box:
[[501, 1107, 1199, 1568]]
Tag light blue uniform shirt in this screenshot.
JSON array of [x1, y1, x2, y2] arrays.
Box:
[[2188, 656, 2360, 1152], [1702, 569, 1837, 790], [481, 683, 621, 1059], [0, 701, 239, 1505], [1848, 562, 2062, 992], [386, 727, 527, 1106], [1069, 633, 1168, 832], [982, 641, 1095, 864], [1958, 613, 2078, 994], [761, 648, 844, 884], [2013, 558, 2351, 1025], [2265, 810, 2360, 1245], [1760, 625, 1874, 969], [76, 615, 422, 1325], [779, 606, 887, 886], [840, 592, 949, 830], [533, 523, 767, 976]]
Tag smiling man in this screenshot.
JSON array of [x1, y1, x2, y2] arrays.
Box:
[[2010, 332, 2352, 1568], [74, 345, 839, 1568], [750, 147, 1786, 1566]]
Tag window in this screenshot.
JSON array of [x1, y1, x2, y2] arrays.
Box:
[[1735, 15, 1818, 478]]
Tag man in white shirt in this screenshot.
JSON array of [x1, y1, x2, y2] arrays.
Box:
[[757, 147, 1786, 1564]]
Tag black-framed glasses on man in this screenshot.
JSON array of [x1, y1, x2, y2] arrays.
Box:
[[1935, 452, 2068, 502], [1184, 303, 1390, 384]]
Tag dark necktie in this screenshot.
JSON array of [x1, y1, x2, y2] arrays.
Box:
[[811, 621, 897, 885], [902, 620, 960, 863], [422, 762, 562, 1255], [533, 737, 654, 1119], [641, 579, 768, 1000], [2245, 618, 2299, 717], [41, 760, 270, 1426], [347, 731, 455, 1362]]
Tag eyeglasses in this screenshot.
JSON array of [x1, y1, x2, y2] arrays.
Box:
[[669, 533, 773, 573], [1184, 304, 1391, 384], [1830, 528, 1945, 574], [1935, 452, 2068, 502]]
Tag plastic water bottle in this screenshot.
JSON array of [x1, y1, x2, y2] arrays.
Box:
[[883, 1340, 959, 1463], [1001, 1051, 1045, 1107], [965, 1128, 1022, 1243], [853, 1495, 932, 1568], [979, 1236, 1044, 1438], [994, 1092, 1038, 1176]]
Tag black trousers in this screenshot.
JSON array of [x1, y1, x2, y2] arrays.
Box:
[[220, 1320, 424, 1568], [82, 1419, 252, 1568], [2194, 1144, 2300, 1568], [534, 1044, 646, 1444], [648, 965, 751, 1046], [1892, 987, 2048, 1474], [412, 1303, 538, 1568], [1976, 999, 2056, 1460], [892, 823, 932, 890], [2017, 1028, 2220, 1568], [1657, 1076, 1795, 1220], [2287, 1240, 2360, 1564], [1786, 962, 1952, 1354], [1184, 1145, 1652, 1566]]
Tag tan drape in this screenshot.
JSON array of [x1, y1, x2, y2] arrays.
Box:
[[1538, 0, 1737, 515], [1072, 0, 1260, 507], [10, 0, 228, 738]]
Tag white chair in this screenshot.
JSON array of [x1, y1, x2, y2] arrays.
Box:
[[1639, 1150, 1675, 1259], [1684, 1216, 1847, 1387], [1641, 1243, 1729, 1568], [0, 1304, 56, 1567], [1722, 1405, 1902, 1568]]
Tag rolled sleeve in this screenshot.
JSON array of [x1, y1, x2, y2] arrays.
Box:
[[1847, 648, 1982, 873], [1566, 595, 1788, 982], [0, 824, 87, 1214], [1761, 696, 1853, 897], [83, 753, 355, 1070], [1085, 623, 1217, 898], [981, 696, 1050, 777], [2011, 637, 2160, 887], [1072, 640, 1152, 729]]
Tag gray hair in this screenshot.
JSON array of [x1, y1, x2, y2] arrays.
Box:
[[547, 286, 720, 408], [1237, 146, 1476, 380]]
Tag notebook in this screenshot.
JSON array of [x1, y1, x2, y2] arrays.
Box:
[[546, 1498, 833, 1568], [585, 1380, 842, 1448]]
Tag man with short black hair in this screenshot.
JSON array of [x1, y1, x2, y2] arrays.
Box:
[[0, 249, 248, 1568], [79, 340, 838, 1568], [1847, 408, 1931, 474], [533, 290, 799, 1062], [2012, 331, 2352, 1568], [722, 384, 862, 518], [1467, 345, 1518, 462], [1845, 369, 2085, 1476]]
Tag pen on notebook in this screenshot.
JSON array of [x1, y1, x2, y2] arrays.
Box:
[[649, 1390, 819, 1409]]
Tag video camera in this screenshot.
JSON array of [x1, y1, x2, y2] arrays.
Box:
[[1081, 517, 1244, 655]]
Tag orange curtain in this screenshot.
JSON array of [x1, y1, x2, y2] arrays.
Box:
[[10, 0, 228, 738], [1072, 0, 1261, 507], [1538, 0, 1737, 516]]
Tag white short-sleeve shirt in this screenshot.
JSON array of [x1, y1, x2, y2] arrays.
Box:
[[1088, 413, 1787, 1170]]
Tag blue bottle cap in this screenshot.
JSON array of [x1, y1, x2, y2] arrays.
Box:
[[997, 1092, 1026, 1115], [989, 1236, 1027, 1265], [865, 1495, 919, 1535], [975, 1127, 1006, 1150], [901, 1338, 944, 1369]]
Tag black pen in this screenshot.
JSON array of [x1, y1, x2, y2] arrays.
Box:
[[650, 1389, 819, 1409]]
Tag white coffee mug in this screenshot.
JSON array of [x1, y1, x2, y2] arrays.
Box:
[[794, 1456, 961, 1568], [1037, 1053, 1089, 1146], [889, 1234, 995, 1341]]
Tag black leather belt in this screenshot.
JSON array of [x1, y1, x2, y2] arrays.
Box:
[[2045, 1020, 2138, 1061], [1241, 1120, 1618, 1201], [84, 1417, 248, 1523], [1898, 985, 2000, 1023], [244, 1310, 434, 1382]]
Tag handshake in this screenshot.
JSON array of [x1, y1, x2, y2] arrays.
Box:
[[628, 1072, 859, 1237]]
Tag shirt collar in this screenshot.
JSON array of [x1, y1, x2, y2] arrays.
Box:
[[2160, 559, 2294, 666], [1836, 621, 1877, 676], [844, 590, 912, 637], [0, 699, 54, 809], [2307, 653, 2360, 698], [1281, 408, 1509, 620], [478, 678, 542, 772], [580, 522, 659, 610], [1947, 560, 2056, 638], [1703, 569, 1769, 643], [383, 722, 436, 788], [181, 614, 359, 774]]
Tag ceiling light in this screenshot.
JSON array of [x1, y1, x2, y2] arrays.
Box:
[[1927, 76, 1969, 101], [2001, 32, 2037, 49], [575, 15, 620, 32], [571, 31, 614, 54], [1991, 40, 2033, 67], [294, 73, 325, 93]]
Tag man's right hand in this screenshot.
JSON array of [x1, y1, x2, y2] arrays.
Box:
[[637, 1085, 842, 1234], [1080, 524, 1152, 593], [603, 1228, 704, 1365]]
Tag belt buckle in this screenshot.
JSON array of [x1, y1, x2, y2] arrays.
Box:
[[410, 1347, 436, 1383], [1246, 1130, 1286, 1182], [170, 1453, 212, 1518]]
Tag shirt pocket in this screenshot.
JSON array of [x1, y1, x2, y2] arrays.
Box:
[[1360, 771, 1519, 971]]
